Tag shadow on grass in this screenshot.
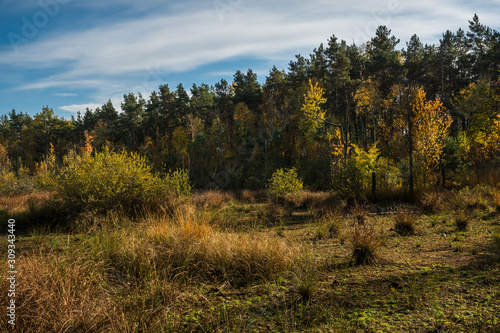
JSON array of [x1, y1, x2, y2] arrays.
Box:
[[0, 196, 70, 235], [317, 242, 500, 332]]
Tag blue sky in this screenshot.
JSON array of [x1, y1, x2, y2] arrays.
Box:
[[1, 0, 499, 119]]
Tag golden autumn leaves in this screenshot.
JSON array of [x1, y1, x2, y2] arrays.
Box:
[[303, 76, 456, 190]]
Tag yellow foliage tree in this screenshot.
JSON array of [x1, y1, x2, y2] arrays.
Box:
[[454, 79, 500, 181], [81, 130, 94, 156], [234, 102, 255, 133], [454, 79, 500, 165], [411, 88, 452, 188], [300, 78, 327, 135]]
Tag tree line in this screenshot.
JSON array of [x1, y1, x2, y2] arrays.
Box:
[[1, 15, 499, 198]]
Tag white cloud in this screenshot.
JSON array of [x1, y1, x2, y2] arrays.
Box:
[[59, 103, 102, 113], [53, 92, 77, 97], [1, 0, 499, 114]]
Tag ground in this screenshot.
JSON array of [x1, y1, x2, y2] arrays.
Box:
[[0, 189, 499, 332]]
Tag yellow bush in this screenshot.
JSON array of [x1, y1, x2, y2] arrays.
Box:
[[56, 148, 167, 213], [0, 170, 17, 195], [35, 143, 58, 190], [267, 168, 303, 201]]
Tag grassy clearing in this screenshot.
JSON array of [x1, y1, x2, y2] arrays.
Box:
[[1, 187, 500, 332]]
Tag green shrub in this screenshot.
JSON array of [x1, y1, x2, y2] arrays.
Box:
[[267, 168, 303, 200], [0, 170, 18, 195], [164, 168, 192, 197], [332, 143, 402, 200], [0, 169, 36, 195], [56, 148, 167, 213], [34, 143, 58, 191]]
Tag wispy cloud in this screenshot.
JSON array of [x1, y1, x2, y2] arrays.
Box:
[[0, 0, 498, 115], [60, 103, 102, 113], [53, 92, 77, 97]]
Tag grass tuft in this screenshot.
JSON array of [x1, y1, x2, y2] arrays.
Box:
[[393, 208, 417, 236], [351, 205, 369, 225], [192, 190, 235, 209], [494, 191, 500, 213], [315, 209, 344, 239], [454, 210, 469, 232], [493, 228, 500, 251], [0, 251, 110, 332], [350, 224, 383, 265], [292, 256, 318, 303]]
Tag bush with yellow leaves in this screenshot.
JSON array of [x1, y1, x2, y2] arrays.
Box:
[[56, 147, 169, 213]]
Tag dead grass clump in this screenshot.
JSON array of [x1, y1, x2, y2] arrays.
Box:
[[0, 192, 53, 215], [262, 202, 289, 224], [174, 203, 214, 240], [137, 205, 302, 284], [0, 252, 110, 332], [315, 209, 344, 239], [394, 208, 417, 236], [350, 224, 383, 265], [454, 210, 469, 232], [314, 193, 346, 217], [284, 190, 330, 210], [236, 189, 268, 203], [351, 205, 369, 225], [419, 191, 448, 213], [147, 224, 301, 283], [192, 190, 235, 208], [494, 191, 500, 213]]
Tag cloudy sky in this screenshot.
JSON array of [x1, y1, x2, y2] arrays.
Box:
[[1, 0, 499, 118]]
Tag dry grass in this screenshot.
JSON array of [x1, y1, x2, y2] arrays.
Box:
[[261, 201, 289, 224], [192, 190, 235, 209], [349, 223, 383, 265], [314, 194, 346, 217], [315, 209, 345, 240], [494, 191, 500, 212], [393, 207, 418, 236], [3, 184, 500, 332], [350, 205, 369, 225], [236, 189, 268, 203], [0, 202, 304, 331], [454, 210, 469, 232], [419, 191, 448, 213], [0, 192, 53, 215], [85, 204, 304, 286], [145, 206, 302, 283], [284, 190, 331, 210], [0, 251, 111, 332]]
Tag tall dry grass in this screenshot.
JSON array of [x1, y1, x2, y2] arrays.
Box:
[[0, 251, 111, 332], [192, 190, 235, 209], [0, 192, 53, 216], [0, 202, 306, 332], [143, 203, 302, 284], [349, 223, 383, 265], [83, 203, 303, 286], [393, 207, 418, 236]]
